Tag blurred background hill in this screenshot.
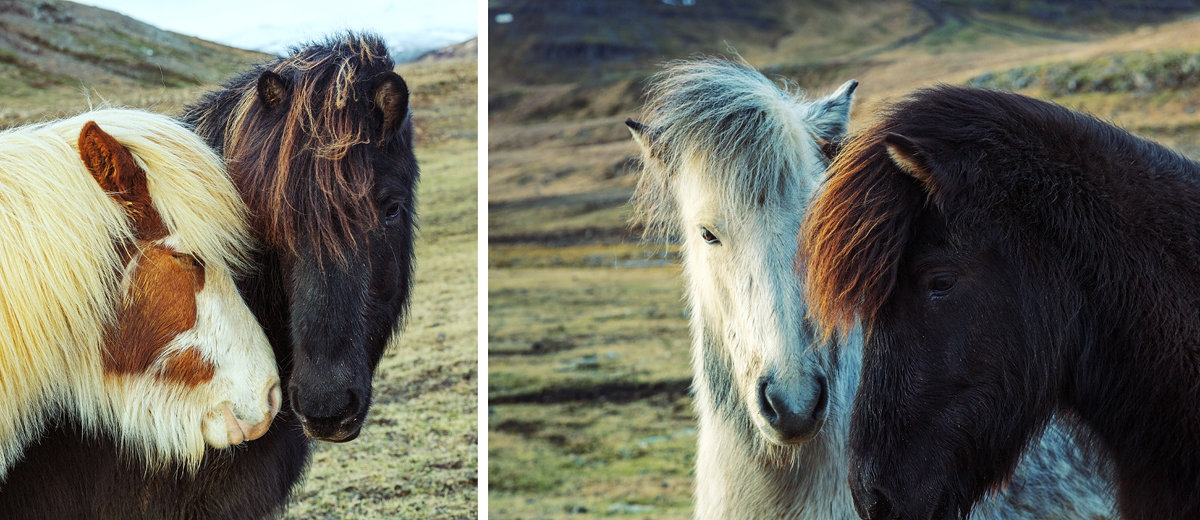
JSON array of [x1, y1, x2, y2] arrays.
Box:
[[0, 0, 269, 123], [0, 1, 478, 517], [487, 1, 1200, 518]]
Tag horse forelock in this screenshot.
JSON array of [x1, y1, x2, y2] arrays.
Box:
[[81, 109, 254, 277], [631, 57, 825, 241], [208, 33, 399, 262], [802, 117, 925, 342], [802, 84, 1140, 341]]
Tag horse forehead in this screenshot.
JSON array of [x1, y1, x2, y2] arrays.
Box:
[[103, 242, 204, 376]]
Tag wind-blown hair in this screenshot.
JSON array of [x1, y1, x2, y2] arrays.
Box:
[[184, 33, 399, 260], [631, 57, 847, 241], [801, 85, 1163, 339]]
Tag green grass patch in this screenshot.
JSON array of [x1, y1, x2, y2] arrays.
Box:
[[489, 264, 695, 518]]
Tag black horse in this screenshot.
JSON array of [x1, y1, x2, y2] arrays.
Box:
[[803, 86, 1200, 520], [0, 33, 418, 518]]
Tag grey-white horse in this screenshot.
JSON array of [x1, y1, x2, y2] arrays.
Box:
[[627, 57, 1117, 519]]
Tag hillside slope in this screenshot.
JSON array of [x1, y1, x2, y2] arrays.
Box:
[[0, 0, 268, 96], [488, 1, 1200, 241]]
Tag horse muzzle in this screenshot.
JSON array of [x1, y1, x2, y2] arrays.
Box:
[[755, 372, 828, 445], [288, 378, 370, 442], [850, 460, 959, 520]]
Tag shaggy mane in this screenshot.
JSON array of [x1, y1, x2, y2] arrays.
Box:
[[802, 84, 1196, 339], [183, 33, 399, 260], [631, 56, 828, 240]]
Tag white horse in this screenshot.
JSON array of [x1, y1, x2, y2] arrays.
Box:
[[628, 57, 1117, 519]]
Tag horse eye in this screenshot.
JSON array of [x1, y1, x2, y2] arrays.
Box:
[[383, 200, 403, 224], [172, 253, 201, 269], [701, 227, 720, 245], [929, 273, 957, 296]]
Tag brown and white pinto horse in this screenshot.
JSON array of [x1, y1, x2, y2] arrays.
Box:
[[0, 110, 279, 479]]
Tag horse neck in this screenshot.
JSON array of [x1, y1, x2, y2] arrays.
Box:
[[1034, 138, 1200, 516], [690, 327, 859, 519], [233, 248, 293, 379]]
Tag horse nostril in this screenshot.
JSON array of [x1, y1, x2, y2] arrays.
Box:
[[287, 385, 301, 417], [812, 374, 828, 420], [344, 387, 362, 416], [856, 486, 894, 520], [870, 487, 895, 520], [758, 376, 779, 423]]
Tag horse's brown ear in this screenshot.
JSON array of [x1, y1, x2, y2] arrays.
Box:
[[883, 133, 937, 195], [78, 121, 166, 241], [257, 70, 290, 110], [373, 72, 409, 136]]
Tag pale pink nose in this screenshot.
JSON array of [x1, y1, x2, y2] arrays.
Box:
[[237, 382, 282, 442]]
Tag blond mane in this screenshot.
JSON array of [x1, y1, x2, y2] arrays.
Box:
[[0, 108, 254, 473]]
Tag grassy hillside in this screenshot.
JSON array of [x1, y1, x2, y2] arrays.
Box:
[[0, 0, 269, 124], [0, 2, 478, 517], [489, 2, 1200, 518]]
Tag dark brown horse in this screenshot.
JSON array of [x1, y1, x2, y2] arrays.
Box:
[[0, 33, 418, 518], [803, 86, 1200, 520]]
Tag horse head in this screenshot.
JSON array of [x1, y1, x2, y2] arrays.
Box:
[[194, 36, 419, 442], [77, 118, 280, 460], [630, 58, 857, 451], [801, 87, 1094, 519]]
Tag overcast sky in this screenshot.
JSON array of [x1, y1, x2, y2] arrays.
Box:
[[76, 0, 478, 59]]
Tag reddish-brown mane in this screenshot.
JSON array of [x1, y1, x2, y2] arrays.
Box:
[[801, 118, 924, 340]]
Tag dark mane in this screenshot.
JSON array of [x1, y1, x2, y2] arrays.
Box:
[[803, 84, 1200, 337], [182, 33, 406, 260]]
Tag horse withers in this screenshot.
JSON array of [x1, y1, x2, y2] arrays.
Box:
[[803, 85, 1197, 519], [630, 58, 1116, 519], [0, 110, 278, 479]]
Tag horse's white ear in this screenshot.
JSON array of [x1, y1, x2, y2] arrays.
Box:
[[626, 118, 653, 152], [808, 79, 857, 142], [883, 133, 937, 193]]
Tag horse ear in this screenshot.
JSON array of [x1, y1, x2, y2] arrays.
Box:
[[626, 118, 669, 163], [373, 72, 410, 137], [883, 133, 939, 196], [78, 121, 167, 241], [625, 118, 654, 150], [808, 79, 857, 142], [257, 70, 290, 110]]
